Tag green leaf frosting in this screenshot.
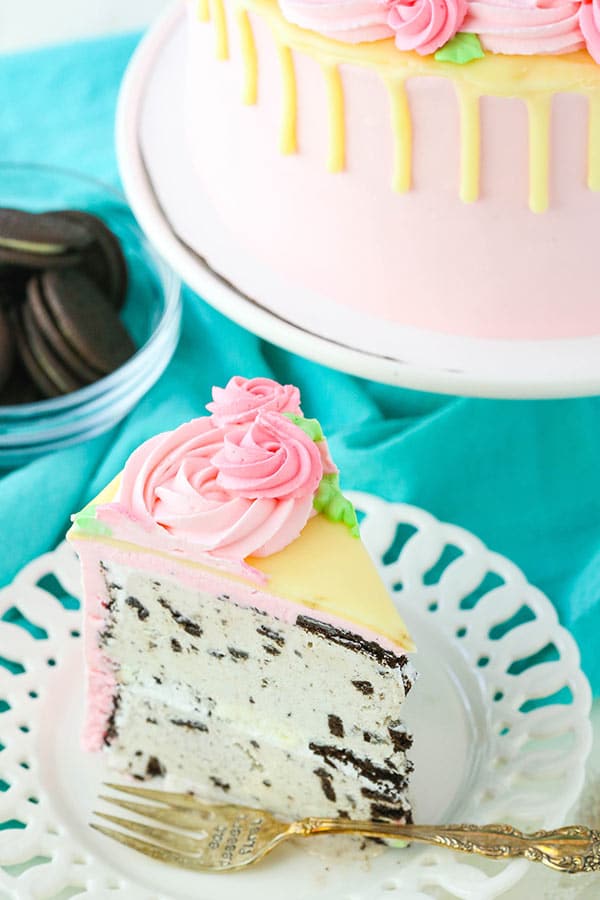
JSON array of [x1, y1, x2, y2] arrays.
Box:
[[283, 412, 324, 443], [434, 33, 484, 65], [72, 503, 112, 537], [284, 412, 359, 538], [313, 474, 360, 538]]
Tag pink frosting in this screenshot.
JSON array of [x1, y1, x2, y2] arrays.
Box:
[[207, 375, 301, 425], [462, 0, 585, 55], [213, 412, 323, 500], [318, 439, 339, 476], [115, 411, 324, 561], [385, 0, 467, 54], [78, 546, 119, 751], [278, 0, 394, 43], [277, 0, 591, 57], [581, 0, 600, 61]]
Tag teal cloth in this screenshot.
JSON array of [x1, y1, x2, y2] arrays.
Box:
[[1, 35, 600, 693]]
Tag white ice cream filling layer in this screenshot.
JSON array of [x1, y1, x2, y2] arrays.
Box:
[[97, 560, 415, 823]]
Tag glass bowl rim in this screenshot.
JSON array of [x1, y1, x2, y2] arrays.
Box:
[[0, 324, 181, 448]]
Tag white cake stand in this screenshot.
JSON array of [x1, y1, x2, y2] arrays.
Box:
[[116, 2, 600, 399]]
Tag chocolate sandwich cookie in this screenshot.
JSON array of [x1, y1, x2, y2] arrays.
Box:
[[21, 301, 86, 396], [56, 211, 128, 310], [0, 208, 92, 270], [26, 276, 102, 384], [39, 269, 135, 376], [0, 205, 136, 405], [13, 309, 62, 399], [0, 307, 14, 392]]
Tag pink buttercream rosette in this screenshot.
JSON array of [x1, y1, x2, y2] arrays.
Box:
[[118, 413, 323, 560], [278, 0, 393, 43], [462, 0, 585, 55], [277, 0, 595, 59], [207, 375, 302, 425], [113, 377, 336, 561], [581, 0, 600, 62], [383, 0, 467, 54]]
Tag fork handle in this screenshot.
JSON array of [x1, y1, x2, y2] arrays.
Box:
[[294, 820, 600, 873]]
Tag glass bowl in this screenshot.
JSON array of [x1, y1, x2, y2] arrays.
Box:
[[0, 164, 182, 467]]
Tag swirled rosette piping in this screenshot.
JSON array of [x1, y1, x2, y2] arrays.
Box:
[[114, 415, 323, 560], [88, 378, 361, 567], [461, 0, 585, 55], [206, 375, 302, 426], [384, 0, 467, 54], [278, 0, 394, 43], [276, 0, 596, 60], [581, 0, 600, 62]]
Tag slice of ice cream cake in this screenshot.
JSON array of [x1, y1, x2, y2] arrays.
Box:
[[69, 376, 416, 825]]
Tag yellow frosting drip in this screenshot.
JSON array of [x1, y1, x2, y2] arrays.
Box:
[[527, 96, 551, 213], [276, 41, 298, 154], [197, 0, 210, 22], [238, 9, 258, 104], [69, 476, 414, 652], [199, 0, 600, 212], [457, 85, 480, 204], [211, 0, 229, 59], [589, 95, 600, 191], [386, 78, 412, 194], [322, 64, 345, 172]]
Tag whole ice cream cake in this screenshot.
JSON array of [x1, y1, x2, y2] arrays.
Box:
[[69, 377, 416, 825]]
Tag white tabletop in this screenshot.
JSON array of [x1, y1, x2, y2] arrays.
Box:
[[1, 3, 599, 897]]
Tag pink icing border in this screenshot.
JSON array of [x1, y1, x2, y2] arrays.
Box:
[[96, 503, 269, 582], [386, 0, 468, 57], [581, 0, 600, 63], [77, 544, 120, 751], [73, 537, 411, 751], [462, 0, 585, 56], [278, 0, 590, 59]]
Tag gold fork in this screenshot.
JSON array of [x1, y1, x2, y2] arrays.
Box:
[[91, 782, 600, 874]]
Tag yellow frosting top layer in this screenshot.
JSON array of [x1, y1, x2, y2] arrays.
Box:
[[250, 513, 414, 650]]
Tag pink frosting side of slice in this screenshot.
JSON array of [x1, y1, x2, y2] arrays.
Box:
[[78, 544, 119, 752]]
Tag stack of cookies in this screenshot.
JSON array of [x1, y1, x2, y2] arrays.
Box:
[[0, 208, 135, 404]]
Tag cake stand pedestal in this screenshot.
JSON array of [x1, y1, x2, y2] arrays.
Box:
[[116, 1, 600, 399]]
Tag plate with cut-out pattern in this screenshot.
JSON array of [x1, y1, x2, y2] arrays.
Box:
[[0, 495, 593, 900]]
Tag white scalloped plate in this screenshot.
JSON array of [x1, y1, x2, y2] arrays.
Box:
[[0, 495, 593, 900]]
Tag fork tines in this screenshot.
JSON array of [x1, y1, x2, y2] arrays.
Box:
[[91, 782, 216, 868], [91, 782, 280, 873]]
